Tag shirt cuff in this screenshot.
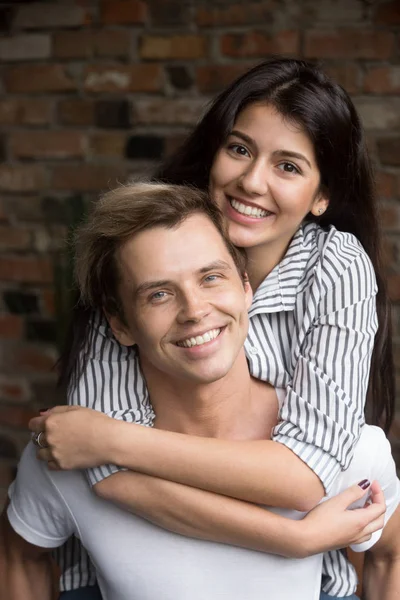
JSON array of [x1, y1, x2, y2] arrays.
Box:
[[7, 502, 67, 549], [273, 433, 342, 494], [86, 464, 127, 487]]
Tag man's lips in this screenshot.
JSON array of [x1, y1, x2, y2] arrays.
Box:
[[175, 327, 224, 348]]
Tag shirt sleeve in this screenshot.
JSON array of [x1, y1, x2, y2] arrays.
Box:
[[67, 311, 154, 487], [273, 246, 378, 493], [7, 443, 75, 548]]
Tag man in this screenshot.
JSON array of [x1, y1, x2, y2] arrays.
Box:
[[1, 183, 399, 600]]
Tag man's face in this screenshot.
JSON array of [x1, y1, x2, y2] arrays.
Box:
[[109, 214, 252, 384]]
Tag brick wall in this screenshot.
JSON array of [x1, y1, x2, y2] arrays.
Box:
[[0, 0, 400, 506]]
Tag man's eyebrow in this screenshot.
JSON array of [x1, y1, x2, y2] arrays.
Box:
[[134, 261, 232, 297], [272, 149, 312, 169], [198, 260, 233, 274]]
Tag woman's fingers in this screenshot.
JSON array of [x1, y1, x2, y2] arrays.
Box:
[[29, 415, 48, 434]]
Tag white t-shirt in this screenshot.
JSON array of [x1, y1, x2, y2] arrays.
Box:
[[8, 425, 400, 600]]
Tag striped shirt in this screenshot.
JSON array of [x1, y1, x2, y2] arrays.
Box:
[[62, 222, 378, 596]]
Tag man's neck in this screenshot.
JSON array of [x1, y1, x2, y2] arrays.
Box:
[[140, 350, 257, 439]]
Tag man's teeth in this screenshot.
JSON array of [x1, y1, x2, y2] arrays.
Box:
[[177, 328, 221, 348], [230, 199, 269, 218]]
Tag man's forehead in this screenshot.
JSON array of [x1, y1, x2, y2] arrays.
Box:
[[119, 216, 234, 282]]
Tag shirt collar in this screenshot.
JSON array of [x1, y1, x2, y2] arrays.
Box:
[[248, 224, 310, 316]]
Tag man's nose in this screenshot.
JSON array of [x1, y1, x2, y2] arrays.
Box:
[[239, 160, 269, 196], [176, 292, 211, 324]]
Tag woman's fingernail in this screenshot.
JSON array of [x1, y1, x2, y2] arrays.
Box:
[[358, 479, 370, 490], [39, 408, 49, 414]]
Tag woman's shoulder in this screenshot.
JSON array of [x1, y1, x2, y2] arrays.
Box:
[[302, 222, 375, 280]]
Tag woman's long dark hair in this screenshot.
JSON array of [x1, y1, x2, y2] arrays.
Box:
[[59, 58, 394, 432]]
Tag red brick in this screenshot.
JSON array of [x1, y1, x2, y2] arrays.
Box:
[[0, 376, 31, 403], [220, 30, 299, 58], [0, 226, 31, 251], [53, 30, 131, 59], [101, 0, 147, 24], [51, 164, 127, 192], [364, 66, 400, 94], [89, 133, 127, 157], [41, 289, 55, 318], [388, 274, 400, 301], [140, 35, 207, 60], [382, 237, 397, 268], [10, 131, 85, 160], [0, 165, 47, 193], [84, 64, 162, 93], [11, 345, 57, 374], [377, 138, 400, 167], [304, 30, 395, 59], [133, 98, 206, 125], [380, 203, 400, 232], [0, 34, 51, 62], [0, 463, 16, 487], [196, 63, 256, 94], [14, 3, 89, 29], [0, 315, 23, 340], [0, 98, 52, 126], [58, 99, 95, 126], [0, 199, 6, 222], [377, 171, 398, 198], [4, 64, 76, 94], [323, 63, 361, 94], [0, 405, 38, 428], [356, 98, 400, 130], [0, 257, 53, 284], [196, 2, 278, 26], [374, 1, 400, 25], [165, 134, 188, 157]]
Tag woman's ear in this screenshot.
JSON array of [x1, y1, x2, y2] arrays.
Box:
[[311, 187, 329, 217], [104, 311, 135, 346]]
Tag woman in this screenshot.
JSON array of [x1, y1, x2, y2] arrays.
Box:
[[34, 58, 395, 599]]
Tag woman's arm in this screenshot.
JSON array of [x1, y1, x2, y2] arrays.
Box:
[[32, 406, 323, 511], [362, 504, 400, 599], [96, 472, 385, 558]]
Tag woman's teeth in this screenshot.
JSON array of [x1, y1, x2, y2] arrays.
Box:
[[230, 199, 269, 218], [177, 328, 221, 348]]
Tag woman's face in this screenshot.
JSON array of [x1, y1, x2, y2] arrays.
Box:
[[209, 102, 329, 272]]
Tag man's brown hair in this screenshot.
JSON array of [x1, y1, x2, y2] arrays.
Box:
[[75, 181, 246, 322]]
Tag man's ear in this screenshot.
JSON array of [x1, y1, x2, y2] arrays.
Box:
[[243, 273, 253, 310], [104, 311, 135, 346]]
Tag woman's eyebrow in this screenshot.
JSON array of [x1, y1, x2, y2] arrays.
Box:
[[272, 149, 312, 169], [228, 130, 254, 146]]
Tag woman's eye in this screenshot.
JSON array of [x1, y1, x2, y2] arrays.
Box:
[[278, 162, 300, 174], [228, 144, 250, 157]]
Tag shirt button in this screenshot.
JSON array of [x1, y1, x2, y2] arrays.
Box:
[[248, 346, 259, 355]]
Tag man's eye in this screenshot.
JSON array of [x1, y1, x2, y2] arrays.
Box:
[[150, 291, 167, 301], [228, 144, 250, 157], [204, 274, 220, 283]]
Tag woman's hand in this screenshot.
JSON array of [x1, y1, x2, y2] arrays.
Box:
[[29, 406, 115, 470], [297, 481, 386, 558]]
